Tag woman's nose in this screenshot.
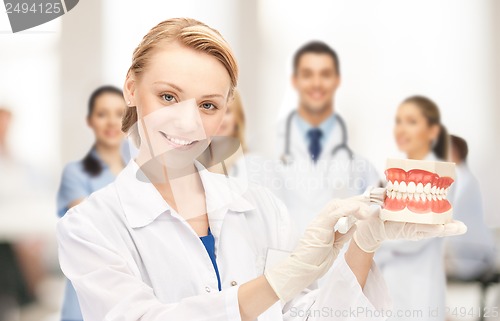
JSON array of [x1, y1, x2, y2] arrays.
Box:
[[172, 99, 203, 134]]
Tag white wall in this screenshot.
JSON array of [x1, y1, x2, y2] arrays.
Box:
[[254, 0, 500, 225], [100, 0, 242, 88]]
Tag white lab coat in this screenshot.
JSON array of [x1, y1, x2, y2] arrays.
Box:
[[445, 163, 495, 280], [270, 112, 381, 236], [57, 159, 390, 321], [374, 153, 446, 321]]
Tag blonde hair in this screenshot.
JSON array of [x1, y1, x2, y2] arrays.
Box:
[[122, 18, 239, 145], [228, 90, 247, 152]]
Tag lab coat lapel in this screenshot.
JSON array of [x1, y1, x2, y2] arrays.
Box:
[[195, 163, 255, 256], [194, 164, 259, 290], [289, 114, 309, 160]]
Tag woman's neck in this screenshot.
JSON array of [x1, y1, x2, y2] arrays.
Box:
[[95, 142, 124, 175], [153, 163, 208, 230], [95, 142, 122, 163], [138, 156, 204, 210], [407, 148, 430, 160]]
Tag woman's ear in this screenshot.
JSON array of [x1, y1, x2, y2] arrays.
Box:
[[124, 72, 137, 107]]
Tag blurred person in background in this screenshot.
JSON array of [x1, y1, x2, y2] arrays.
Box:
[[1, 107, 52, 321], [0, 108, 12, 156], [204, 89, 267, 183], [203, 89, 247, 176], [272, 41, 381, 237], [56, 86, 130, 321], [375, 96, 450, 321], [445, 135, 495, 280], [0, 108, 29, 321]]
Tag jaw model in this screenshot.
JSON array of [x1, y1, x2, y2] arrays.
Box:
[[380, 158, 455, 224]]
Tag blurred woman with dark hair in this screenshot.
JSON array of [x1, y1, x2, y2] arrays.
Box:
[[375, 95, 451, 321], [56, 85, 130, 321]]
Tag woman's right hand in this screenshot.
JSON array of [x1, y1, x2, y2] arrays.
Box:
[[263, 198, 370, 303]]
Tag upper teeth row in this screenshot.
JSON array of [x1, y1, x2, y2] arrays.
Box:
[[387, 181, 448, 196], [166, 135, 194, 146], [386, 190, 447, 201]]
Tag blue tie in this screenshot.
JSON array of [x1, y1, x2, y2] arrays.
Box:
[[307, 128, 323, 163]]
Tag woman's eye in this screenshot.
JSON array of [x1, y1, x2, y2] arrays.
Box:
[[201, 103, 216, 110], [161, 94, 175, 102]]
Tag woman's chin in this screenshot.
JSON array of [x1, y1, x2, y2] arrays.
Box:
[[158, 141, 209, 168], [96, 137, 123, 149]]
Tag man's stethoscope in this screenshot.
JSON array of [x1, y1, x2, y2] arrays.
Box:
[[280, 110, 354, 165]]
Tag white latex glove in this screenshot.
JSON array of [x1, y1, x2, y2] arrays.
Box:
[[264, 198, 370, 303], [353, 207, 468, 253]]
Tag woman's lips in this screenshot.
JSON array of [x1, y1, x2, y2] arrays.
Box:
[[104, 129, 121, 138], [158, 131, 199, 150]]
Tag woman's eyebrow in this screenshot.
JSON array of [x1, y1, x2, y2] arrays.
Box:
[[201, 94, 224, 99], [153, 81, 183, 93], [152, 81, 224, 99]]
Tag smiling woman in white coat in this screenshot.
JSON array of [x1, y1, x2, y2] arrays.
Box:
[[56, 18, 466, 321]]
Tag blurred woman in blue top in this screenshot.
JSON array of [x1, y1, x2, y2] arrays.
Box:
[[56, 85, 130, 321]]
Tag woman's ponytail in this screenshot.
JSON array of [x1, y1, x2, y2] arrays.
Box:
[[433, 124, 449, 161]]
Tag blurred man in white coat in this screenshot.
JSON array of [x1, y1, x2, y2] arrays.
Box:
[[264, 41, 380, 235]]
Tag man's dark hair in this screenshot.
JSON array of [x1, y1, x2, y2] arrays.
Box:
[[293, 41, 340, 75], [450, 135, 469, 162]]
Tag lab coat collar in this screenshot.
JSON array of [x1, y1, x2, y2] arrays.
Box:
[[424, 152, 438, 162], [294, 111, 336, 142], [115, 159, 255, 228]]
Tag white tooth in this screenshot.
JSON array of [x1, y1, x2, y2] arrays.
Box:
[[407, 182, 416, 193], [399, 181, 407, 193], [408, 193, 414, 200], [440, 187, 444, 195], [387, 181, 393, 191], [391, 191, 396, 198], [414, 193, 420, 201], [420, 193, 426, 201], [394, 181, 399, 190], [424, 183, 431, 194], [427, 194, 432, 201], [437, 194, 443, 200], [432, 195, 437, 201], [386, 190, 391, 197], [416, 183, 424, 193], [431, 186, 436, 194], [396, 192, 402, 200]]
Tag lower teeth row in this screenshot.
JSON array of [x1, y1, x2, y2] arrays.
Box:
[[386, 190, 446, 201]]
